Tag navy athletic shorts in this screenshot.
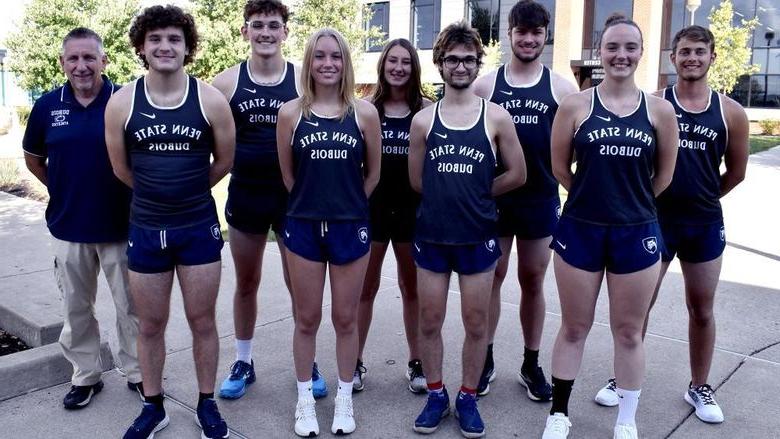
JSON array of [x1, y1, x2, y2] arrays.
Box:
[[660, 221, 725, 263], [413, 238, 501, 275], [498, 197, 561, 239], [369, 204, 416, 243], [283, 217, 371, 264], [551, 216, 662, 274], [127, 218, 224, 274], [225, 178, 287, 235]]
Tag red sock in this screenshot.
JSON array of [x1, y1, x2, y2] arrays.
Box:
[[460, 385, 477, 395], [427, 381, 443, 392]]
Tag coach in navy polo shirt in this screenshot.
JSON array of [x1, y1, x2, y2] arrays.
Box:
[[23, 27, 142, 410]]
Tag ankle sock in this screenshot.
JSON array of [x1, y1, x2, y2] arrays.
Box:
[[427, 381, 444, 394], [459, 385, 477, 396], [235, 338, 252, 364], [297, 379, 313, 400], [198, 392, 214, 405], [484, 343, 494, 370], [616, 387, 641, 426], [144, 393, 164, 408], [550, 376, 574, 416], [522, 347, 539, 373], [337, 379, 353, 396]]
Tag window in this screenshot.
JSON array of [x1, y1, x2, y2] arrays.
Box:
[[467, 0, 499, 44], [412, 0, 441, 50], [365, 2, 389, 52], [659, 0, 780, 108], [581, 0, 633, 60]]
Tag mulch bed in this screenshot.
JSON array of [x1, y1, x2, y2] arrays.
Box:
[[0, 327, 31, 357]]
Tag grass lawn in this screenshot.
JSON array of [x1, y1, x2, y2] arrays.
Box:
[[749, 135, 780, 155]]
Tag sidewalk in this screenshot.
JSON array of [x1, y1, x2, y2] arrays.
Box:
[[0, 147, 778, 438]]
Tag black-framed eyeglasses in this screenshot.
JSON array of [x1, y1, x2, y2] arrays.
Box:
[[246, 20, 284, 31], [442, 56, 479, 69]]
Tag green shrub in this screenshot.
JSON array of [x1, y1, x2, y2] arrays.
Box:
[[758, 119, 780, 135], [16, 106, 31, 127]]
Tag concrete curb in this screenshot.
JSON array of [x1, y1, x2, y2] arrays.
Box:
[[0, 341, 114, 401], [0, 301, 62, 347]]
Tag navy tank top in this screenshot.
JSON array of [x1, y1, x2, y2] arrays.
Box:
[[287, 108, 368, 220], [657, 87, 728, 225], [124, 76, 216, 228], [491, 65, 559, 205], [563, 88, 657, 225], [229, 61, 298, 185], [370, 111, 419, 210], [416, 99, 497, 244]]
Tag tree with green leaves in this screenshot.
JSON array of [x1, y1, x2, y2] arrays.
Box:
[[707, 0, 759, 94], [284, 0, 385, 63], [5, 0, 140, 94], [189, 0, 247, 82]]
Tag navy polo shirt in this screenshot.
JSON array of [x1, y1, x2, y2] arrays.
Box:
[[22, 76, 131, 243]]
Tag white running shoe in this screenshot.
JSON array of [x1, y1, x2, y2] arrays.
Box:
[[331, 394, 356, 435], [294, 396, 319, 437], [542, 413, 571, 439], [595, 378, 619, 407], [406, 359, 428, 394], [685, 384, 724, 423], [613, 423, 638, 439]]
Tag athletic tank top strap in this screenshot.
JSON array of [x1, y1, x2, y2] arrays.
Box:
[[657, 86, 728, 224], [370, 111, 419, 210], [563, 88, 657, 225], [230, 61, 299, 184], [416, 99, 498, 244], [287, 108, 368, 220], [124, 75, 216, 228], [491, 64, 559, 205]]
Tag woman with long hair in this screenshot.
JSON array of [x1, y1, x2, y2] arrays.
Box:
[[354, 38, 432, 394], [541, 14, 678, 439], [276, 28, 382, 437]]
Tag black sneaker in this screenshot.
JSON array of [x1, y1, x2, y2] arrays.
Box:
[[123, 403, 169, 439], [63, 381, 104, 409], [406, 359, 427, 394], [196, 398, 229, 438], [127, 381, 145, 401], [518, 365, 552, 402], [476, 366, 495, 397], [352, 360, 367, 392]]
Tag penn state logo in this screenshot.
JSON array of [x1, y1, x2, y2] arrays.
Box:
[[719, 226, 725, 242], [358, 227, 368, 244], [485, 239, 496, 252], [211, 224, 221, 240], [642, 236, 658, 254]]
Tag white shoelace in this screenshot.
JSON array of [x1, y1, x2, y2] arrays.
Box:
[[296, 398, 316, 421], [334, 395, 353, 417], [547, 415, 571, 434]]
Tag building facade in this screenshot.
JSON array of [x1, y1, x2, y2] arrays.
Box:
[[356, 0, 780, 120]]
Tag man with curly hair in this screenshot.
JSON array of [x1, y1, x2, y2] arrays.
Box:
[[104, 5, 235, 439]]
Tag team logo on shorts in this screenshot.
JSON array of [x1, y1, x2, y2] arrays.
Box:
[[642, 236, 658, 254], [211, 224, 221, 240], [719, 226, 725, 242], [485, 239, 496, 252], [358, 227, 369, 244]]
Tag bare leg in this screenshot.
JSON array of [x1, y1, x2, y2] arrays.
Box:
[[516, 237, 553, 350], [178, 262, 222, 393], [356, 242, 389, 359], [393, 242, 421, 360], [330, 254, 370, 382], [642, 261, 671, 338], [128, 270, 174, 396], [459, 268, 496, 388], [417, 268, 451, 384], [681, 257, 722, 386], [288, 252, 326, 382], [228, 226, 267, 340], [486, 237, 513, 343]]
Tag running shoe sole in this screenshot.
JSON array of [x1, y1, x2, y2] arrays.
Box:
[[476, 369, 495, 397], [413, 409, 450, 434], [453, 409, 486, 438], [195, 414, 230, 439], [147, 414, 170, 439]]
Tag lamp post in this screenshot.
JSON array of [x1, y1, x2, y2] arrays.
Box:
[[0, 49, 6, 107], [686, 0, 701, 25]]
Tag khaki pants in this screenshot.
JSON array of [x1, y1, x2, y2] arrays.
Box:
[[53, 238, 141, 386]]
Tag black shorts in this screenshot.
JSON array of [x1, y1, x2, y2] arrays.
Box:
[[225, 178, 287, 235], [498, 197, 561, 239], [369, 204, 416, 243]]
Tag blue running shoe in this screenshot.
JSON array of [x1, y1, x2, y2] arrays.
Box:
[[123, 403, 169, 439], [311, 362, 328, 399], [454, 391, 485, 438], [413, 388, 450, 434], [196, 398, 229, 439], [219, 360, 255, 399]]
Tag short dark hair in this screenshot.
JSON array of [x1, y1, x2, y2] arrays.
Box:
[[508, 0, 550, 31], [62, 27, 104, 53], [244, 0, 290, 23], [129, 5, 199, 69], [672, 25, 715, 54], [598, 13, 643, 49], [432, 21, 484, 67]]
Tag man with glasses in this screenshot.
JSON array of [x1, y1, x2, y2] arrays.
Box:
[[211, 0, 317, 400], [408, 21, 526, 438]]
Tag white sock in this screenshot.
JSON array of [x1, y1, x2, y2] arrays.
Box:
[[297, 380, 313, 400], [616, 387, 641, 426], [337, 379, 353, 397], [235, 338, 252, 364]]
